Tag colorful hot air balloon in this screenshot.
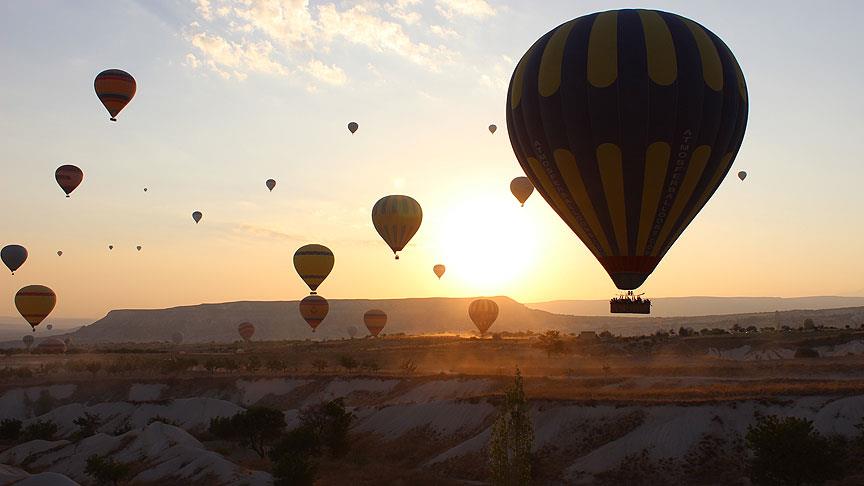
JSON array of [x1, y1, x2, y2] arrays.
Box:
[[22, 334, 34, 350], [46, 324, 53, 331], [15, 285, 56, 332], [293, 244, 334, 294], [55, 165, 84, 197], [192, 211, 202, 224], [469, 299, 498, 335], [348, 122, 359, 134], [363, 309, 387, 337], [299, 295, 329, 332], [433, 264, 446, 279], [738, 171, 747, 181], [372, 195, 422, 260], [57, 251, 63, 257], [94, 69, 136, 121], [36, 338, 66, 354], [238, 322, 255, 342], [1, 245, 28, 275], [171, 332, 184, 345], [506, 9, 748, 292], [489, 124, 498, 134], [266, 179, 276, 191], [509, 177, 534, 207]]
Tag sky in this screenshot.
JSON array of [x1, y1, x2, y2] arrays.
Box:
[[1, 0, 863, 319]]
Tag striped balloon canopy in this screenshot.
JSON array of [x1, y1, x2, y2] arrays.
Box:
[[55, 165, 84, 197], [372, 195, 422, 260], [15, 285, 57, 332], [293, 244, 334, 294], [506, 9, 748, 291], [363, 309, 387, 337], [237, 322, 255, 342], [468, 299, 499, 335], [22, 334, 34, 350], [94, 69, 136, 121], [300, 295, 329, 332]]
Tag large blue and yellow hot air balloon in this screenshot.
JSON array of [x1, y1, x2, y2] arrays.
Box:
[[372, 195, 422, 260], [506, 9, 748, 292]]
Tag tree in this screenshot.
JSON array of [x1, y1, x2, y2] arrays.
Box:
[[20, 420, 58, 441], [299, 398, 354, 457], [537, 330, 567, 357], [209, 407, 286, 458], [73, 412, 104, 440], [489, 368, 533, 486], [746, 414, 844, 485], [0, 419, 22, 441], [85, 454, 131, 486]]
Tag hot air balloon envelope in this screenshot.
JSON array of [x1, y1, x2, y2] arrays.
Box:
[[238, 322, 255, 342], [489, 124, 497, 134], [348, 122, 359, 134], [372, 195, 422, 259], [433, 264, 446, 279], [1, 245, 28, 274], [192, 211, 203, 224], [469, 299, 499, 334], [300, 295, 329, 331], [509, 177, 534, 206], [738, 171, 747, 181], [266, 179, 276, 191], [294, 244, 334, 294], [94, 69, 136, 121], [55, 165, 84, 197], [15, 285, 56, 331], [364, 309, 387, 337]]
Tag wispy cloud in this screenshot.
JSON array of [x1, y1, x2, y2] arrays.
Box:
[[434, 0, 496, 20]]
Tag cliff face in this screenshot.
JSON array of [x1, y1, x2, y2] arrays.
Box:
[[70, 297, 577, 343]]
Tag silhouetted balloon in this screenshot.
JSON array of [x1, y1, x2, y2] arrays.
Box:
[[469, 299, 498, 334], [36, 338, 66, 354], [64, 336, 73, 346], [136, 246, 142, 251], [1, 245, 28, 274], [294, 244, 334, 294], [300, 295, 329, 332], [509, 177, 534, 207], [372, 195, 422, 260], [266, 179, 276, 191], [738, 171, 747, 181], [192, 211, 202, 224], [364, 309, 387, 337], [46, 324, 53, 331], [57, 251, 63, 257], [433, 264, 446, 279], [348, 122, 359, 134], [144, 187, 148, 192], [108, 245, 113, 250], [238, 322, 255, 342], [171, 332, 184, 345], [489, 124, 497, 134], [15, 285, 56, 332], [55, 165, 84, 197], [22, 334, 34, 350], [94, 69, 136, 121], [507, 9, 748, 290]]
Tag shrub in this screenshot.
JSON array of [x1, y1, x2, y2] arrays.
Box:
[[85, 454, 131, 485], [537, 330, 567, 357], [113, 418, 133, 436], [147, 415, 179, 427], [21, 420, 59, 441], [298, 398, 354, 458], [338, 355, 358, 371], [489, 368, 533, 485], [72, 412, 103, 440], [794, 347, 820, 359], [360, 359, 380, 372], [209, 407, 286, 458], [746, 414, 844, 485], [0, 419, 22, 441]]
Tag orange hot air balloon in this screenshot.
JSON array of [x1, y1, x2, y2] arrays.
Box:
[[509, 177, 534, 207], [468, 299, 498, 335], [433, 264, 446, 279], [299, 295, 329, 332], [94, 69, 136, 121], [55, 165, 84, 197], [506, 10, 748, 292], [372, 195, 422, 259], [293, 244, 334, 294], [238, 322, 255, 342], [15, 285, 57, 332], [363, 309, 387, 337]]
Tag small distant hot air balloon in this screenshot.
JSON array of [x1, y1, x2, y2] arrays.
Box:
[[144, 187, 148, 192], [738, 171, 747, 181], [94, 69, 136, 121], [136, 246, 142, 251], [22, 334, 34, 350], [300, 295, 329, 332], [57, 251, 63, 257], [15, 285, 56, 332], [433, 264, 446, 279], [294, 244, 334, 294], [1, 245, 28, 274], [238, 322, 255, 342], [171, 332, 184, 345], [364, 309, 387, 337], [509, 177, 534, 207], [192, 211, 202, 224], [469, 299, 498, 335], [266, 179, 276, 191], [108, 245, 113, 250], [348, 122, 359, 134], [64, 336, 73, 347], [36, 338, 66, 354], [55, 165, 84, 197], [488, 124, 497, 134], [372, 195, 422, 259], [347, 326, 358, 339], [46, 324, 53, 331]]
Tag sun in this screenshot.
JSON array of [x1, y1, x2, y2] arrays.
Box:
[[434, 195, 539, 294]]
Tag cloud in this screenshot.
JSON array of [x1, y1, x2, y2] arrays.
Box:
[[435, 0, 495, 20], [429, 24, 460, 40], [385, 0, 422, 25], [301, 59, 347, 85], [188, 31, 287, 80]]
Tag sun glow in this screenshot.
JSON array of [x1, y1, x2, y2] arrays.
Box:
[[434, 195, 539, 294]]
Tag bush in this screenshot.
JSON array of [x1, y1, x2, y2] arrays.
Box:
[[746, 414, 844, 485], [85, 454, 131, 485], [0, 419, 22, 441], [338, 355, 358, 371], [72, 412, 103, 440], [359, 359, 380, 372], [147, 415, 179, 427], [299, 398, 354, 457], [489, 368, 533, 485], [209, 407, 286, 458], [537, 330, 567, 357], [21, 420, 59, 441], [113, 418, 133, 436], [794, 347, 820, 359]]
